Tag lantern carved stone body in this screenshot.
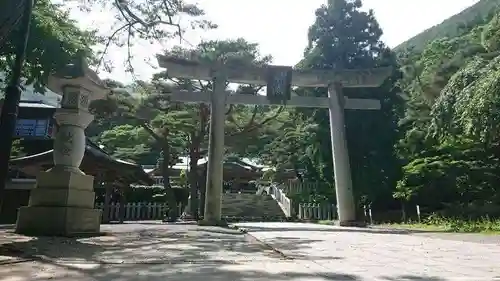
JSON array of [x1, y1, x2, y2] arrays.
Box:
[[15, 53, 108, 236]]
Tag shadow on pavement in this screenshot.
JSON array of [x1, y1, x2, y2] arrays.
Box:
[[0, 227, 276, 264], [0, 223, 453, 281], [0, 260, 451, 281], [245, 235, 344, 261]]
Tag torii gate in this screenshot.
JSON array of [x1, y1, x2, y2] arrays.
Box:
[[157, 55, 391, 226]]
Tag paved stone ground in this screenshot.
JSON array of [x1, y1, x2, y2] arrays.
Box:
[[1, 222, 500, 280], [0, 222, 338, 281], [235, 222, 500, 280]]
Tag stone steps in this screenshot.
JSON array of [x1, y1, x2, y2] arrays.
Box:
[[220, 193, 286, 221]]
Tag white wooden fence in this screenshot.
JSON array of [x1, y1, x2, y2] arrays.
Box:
[[297, 203, 337, 220], [95, 202, 182, 221]]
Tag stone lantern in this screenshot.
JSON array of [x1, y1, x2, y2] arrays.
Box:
[[15, 52, 109, 236]]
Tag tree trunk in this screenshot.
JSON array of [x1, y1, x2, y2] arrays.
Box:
[[188, 159, 199, 220], [200, 169, 207, 217], [103, 183, 112, 223], [119, 188, 126, 224], [401, 201, 407, 223], [162, 143, 178, 222]]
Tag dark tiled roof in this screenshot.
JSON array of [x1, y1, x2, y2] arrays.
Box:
[[10, 138, 154, 186]]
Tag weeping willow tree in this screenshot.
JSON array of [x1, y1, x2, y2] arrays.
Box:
[[395, 53, 500, 211], [431, 55, 500, 144]]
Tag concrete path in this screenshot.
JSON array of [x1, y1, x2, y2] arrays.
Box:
[[235, 222, 500, 280], [2, 222, 500, 280]]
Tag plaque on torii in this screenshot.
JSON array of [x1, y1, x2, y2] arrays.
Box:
[[266, 66, 293, 105], [156, 55, 391, 226]]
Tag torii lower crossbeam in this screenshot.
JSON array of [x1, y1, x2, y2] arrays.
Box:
[[168, 91, 382, 110], [166, 87, 378, 226]]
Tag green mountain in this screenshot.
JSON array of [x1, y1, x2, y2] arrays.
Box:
[[395, 0, 500, 51]]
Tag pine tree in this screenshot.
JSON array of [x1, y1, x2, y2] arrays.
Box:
[[298, 0, 401, 208], [305, 0, 387, 70]]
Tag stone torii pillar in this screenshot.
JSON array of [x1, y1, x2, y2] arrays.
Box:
[[157, 55, 391, 226], [16, 54, 108, 236]]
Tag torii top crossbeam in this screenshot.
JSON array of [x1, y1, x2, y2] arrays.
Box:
[[156, 55, 391, 110], [156, 55, 391, 88]]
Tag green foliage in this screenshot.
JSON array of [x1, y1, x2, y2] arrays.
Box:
[[99, 125, 150, 150], [259, 111, 320, 182], [431, 55, 500, 143], [98, 124, 157, 163], [0, 0, 100, 91], [395, 139, 500, 205], [422, 214, 500, 233], [396, 7, 500, 219], [481, 12, 500, 51], [396, 0, 500, 52], [387, 215, 500, 233]]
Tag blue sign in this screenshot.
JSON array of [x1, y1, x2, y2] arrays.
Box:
[[14, 119, 51, 138]]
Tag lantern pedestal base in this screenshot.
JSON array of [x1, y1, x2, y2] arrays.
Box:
[[15, 206, 101, 236], [15, 169, 101, 236]]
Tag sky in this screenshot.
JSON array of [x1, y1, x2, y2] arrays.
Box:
[[66, 0, 480, 84]]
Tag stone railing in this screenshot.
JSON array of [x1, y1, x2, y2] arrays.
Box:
[[269, 182, 335, 220], [270, 184, 293, 217]]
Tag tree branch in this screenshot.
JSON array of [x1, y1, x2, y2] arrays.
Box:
[[227, 106, 285, 137], [121, 108, 165, 144], [226, 104, 234, 116], [247, 106, 259, 126], [96, 23, 132, 72], [138, 120, 164, 143], [125, 24, 136, 77]]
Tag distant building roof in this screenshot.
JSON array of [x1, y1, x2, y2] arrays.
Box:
[[10, 138, 154, 186], [143, 168, 155, 174], [0, 73, 61, 107], [171, 156, 208, 170], [18, 101, 57, 108], [169, 156, 269, 171]]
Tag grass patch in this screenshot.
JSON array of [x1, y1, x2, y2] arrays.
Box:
[[317, 215, 500, 234], [317, 220, 335, 225], [379, 222, 451, 232], [382, 215, 500, 234]]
